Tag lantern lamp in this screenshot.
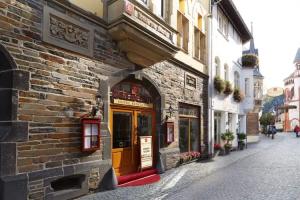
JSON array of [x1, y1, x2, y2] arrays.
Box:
[[81, 118, 101, 152]]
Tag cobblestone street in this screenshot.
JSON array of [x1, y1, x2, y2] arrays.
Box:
[[80, 133, 300, 200]]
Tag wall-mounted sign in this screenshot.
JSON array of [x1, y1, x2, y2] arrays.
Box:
[[140, 136, 153, 169], [113, 99, 153, 108]]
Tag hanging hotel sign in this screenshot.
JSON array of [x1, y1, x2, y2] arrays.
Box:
[[113, 99, 153, 108], [140, 136, 153, 169]]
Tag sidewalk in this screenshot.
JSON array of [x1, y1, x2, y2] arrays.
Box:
[[79, 134, 284, 200]]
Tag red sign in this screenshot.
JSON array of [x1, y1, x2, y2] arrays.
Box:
[[125, 1, 134, 15]]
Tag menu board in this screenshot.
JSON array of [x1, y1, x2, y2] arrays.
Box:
[[140, 136, 153, 169]]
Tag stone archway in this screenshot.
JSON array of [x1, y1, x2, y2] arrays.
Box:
[[109, 74, 162, 176], [0, 43, 29, 200]]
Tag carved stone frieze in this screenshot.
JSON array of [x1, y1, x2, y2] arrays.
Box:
[[50, 15, 89, 49], [43, 6, 94, 57]]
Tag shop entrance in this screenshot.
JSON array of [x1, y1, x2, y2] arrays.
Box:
[[111, 109, 154, 176], [110, 79, 158, 177]]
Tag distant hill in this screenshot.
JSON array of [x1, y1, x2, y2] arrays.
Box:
[[262, 95, 285, 114]]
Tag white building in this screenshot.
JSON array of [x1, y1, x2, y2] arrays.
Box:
[[209, 0, 262, 149]]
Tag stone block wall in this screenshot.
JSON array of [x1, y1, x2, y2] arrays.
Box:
[[0, 0, 131, 199], [142, 61, 209, 167], [0, 0, 209, 199]]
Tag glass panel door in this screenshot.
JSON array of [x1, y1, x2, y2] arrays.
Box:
[[179, 118, 189, 153], [190, 118, 199, 152], [137, 112, 152, 137], [113, 112, 132, 149]]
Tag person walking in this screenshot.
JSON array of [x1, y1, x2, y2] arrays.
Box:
[[294, 125, 300, 138], [271, 125, 276, 140]]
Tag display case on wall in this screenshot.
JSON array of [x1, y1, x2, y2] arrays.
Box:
[[166, 121, 174, 143], [81, 118, 101, 152]]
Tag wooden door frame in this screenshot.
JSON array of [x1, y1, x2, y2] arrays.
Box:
[[110, 104, 156, 175]]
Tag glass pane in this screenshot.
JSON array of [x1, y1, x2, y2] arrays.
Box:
[[179, 118, 189, 153], [113, 112, 132, 148], [91, 136, 98, 148], [84, 137, 91, 149], [137, 113, 152, 136], [84, 124, 91, 136], [190, 119, 200, 152], [91, 124, 98, 135]]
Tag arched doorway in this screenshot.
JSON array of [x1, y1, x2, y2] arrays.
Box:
[[110, 76, 161, 176]]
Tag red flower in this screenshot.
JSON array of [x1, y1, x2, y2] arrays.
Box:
[[214, 144, 221, 150]]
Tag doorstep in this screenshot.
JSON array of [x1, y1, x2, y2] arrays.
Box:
[[117, 169, 160, 187]]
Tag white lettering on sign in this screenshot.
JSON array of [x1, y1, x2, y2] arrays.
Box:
[[133, 9, 171, 40], [140, 136, 153, 169], [113, 99, 153, 108]]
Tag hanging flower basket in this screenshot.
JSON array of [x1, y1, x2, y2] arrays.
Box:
[[223, 81, 233, 96], [214, 76, 225, 93], [233, 88, 244, 102], [242, 54, 259, 68]]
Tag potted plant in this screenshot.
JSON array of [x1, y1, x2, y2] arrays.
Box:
[[237, 133, 246, 150], [214, 76, 225, 93], [242, 54, 259, 68], [233, 88, 244, 102], [221, 131, 235, 155], [224, 143, 232, 155], [223, 81, 233, 96]]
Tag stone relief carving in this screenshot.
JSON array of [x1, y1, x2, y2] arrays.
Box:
[[50, 15, 89, 49], [43, 6, 94, 57]]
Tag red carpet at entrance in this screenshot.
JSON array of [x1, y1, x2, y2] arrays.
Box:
[[118, 169, 160, 187]]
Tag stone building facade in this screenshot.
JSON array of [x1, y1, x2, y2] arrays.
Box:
[[0, 0, 208, 199]]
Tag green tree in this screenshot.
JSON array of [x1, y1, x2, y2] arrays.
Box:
[[259, 113, 275, 134]]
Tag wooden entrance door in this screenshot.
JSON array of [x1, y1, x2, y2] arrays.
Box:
[[111, 108, 155, 176]]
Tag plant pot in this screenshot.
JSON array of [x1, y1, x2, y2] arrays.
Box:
[[224, 147, 231, 155], [238, 142, 245, 150]]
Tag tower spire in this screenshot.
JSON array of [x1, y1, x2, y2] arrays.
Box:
[[249, 22, 255, 54]]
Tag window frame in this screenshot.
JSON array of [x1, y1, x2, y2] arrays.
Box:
[[179, 104, 201, 153]]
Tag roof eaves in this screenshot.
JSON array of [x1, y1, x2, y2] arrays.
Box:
[[219, 0, 252, 43]]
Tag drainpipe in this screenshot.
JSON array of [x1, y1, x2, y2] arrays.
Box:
[[207, 0, 214, 156]]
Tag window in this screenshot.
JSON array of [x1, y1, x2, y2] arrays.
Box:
[[179, 0, 185, 13], [198, 14, 203, 31], [194, 15, 206, 62], [215, 57, 220, 77], [140, 0, 148, 4], [179, 104, 200, 153], [234, 71, 240, 89], [177, 11, 189, 52], [245, 78, 250, 97], [156, 0, 164, 17], [224, 64, 229, 81], [254, 82, 261, 99], [69, 0, 103, 17], [217, 9, 228, 38]]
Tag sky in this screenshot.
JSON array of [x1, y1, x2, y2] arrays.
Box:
[[232, 0, 300, 92]]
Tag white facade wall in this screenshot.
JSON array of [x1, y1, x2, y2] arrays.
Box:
[[210, 5, 254, 148]]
